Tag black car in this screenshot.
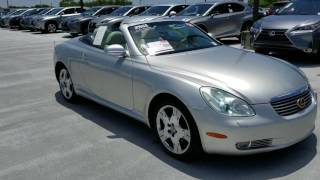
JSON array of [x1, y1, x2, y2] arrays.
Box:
[[20, 8, 52, 30], [61, 6, 119, 36], [8, 8, 43, 29]]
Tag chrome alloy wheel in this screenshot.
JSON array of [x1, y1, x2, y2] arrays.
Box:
[[47, 23, 56, 33], [156, 105, 191, 155], [59, 69, 73, 100]]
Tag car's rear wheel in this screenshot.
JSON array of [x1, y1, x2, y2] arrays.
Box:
[[151, 100, 202, 159], [254, 47, 270, 55], [46, 22, 57, 33], [58, 68, 77, 102]]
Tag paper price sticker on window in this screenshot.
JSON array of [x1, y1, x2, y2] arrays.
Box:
[[146, 40, 174, 55], [93, 26, 108, 46]]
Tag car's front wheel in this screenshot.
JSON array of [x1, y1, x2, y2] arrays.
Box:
[[46, 22, 57, 33], [152, 100, 202, 159], [58, 68, 77, 102]]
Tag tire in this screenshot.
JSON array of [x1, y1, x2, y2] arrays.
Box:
[[70, 33, 78, 37], [58, 67, 78, 102], [254, 47, 270, 55], [151, 99, 202, 160], [45, 22, 57, 33]]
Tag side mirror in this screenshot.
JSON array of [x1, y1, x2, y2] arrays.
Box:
[[104, 44, 126, 58], [60, 12, 65, 16], [169, 11, 177, 16]]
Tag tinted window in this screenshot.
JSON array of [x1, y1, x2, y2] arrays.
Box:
[[98, 7, 118, 15], [76, 8, 86, 13], [230, 3, 245, 12], [139, 6, 170, 16], [170, 5, 188, 14], [63, 8, 75, 14], [110, 6, 132, 16], [278, 0, 320, 15], [178, 4, 213, 16], [46, 8, 63, 15], [128, 7, 148, 16], [209, 4, 229, 15], [82, 7, 100, 16]]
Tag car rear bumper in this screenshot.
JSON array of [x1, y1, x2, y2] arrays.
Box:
[[193, 90, 317, 155]]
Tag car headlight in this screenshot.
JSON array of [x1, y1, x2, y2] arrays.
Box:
[[294, 22, 320, 31], [200, 87, 255, 117]]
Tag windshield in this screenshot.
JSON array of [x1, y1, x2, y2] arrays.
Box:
[[110, 6, 132, 16], [24, 9, 39, 16], [178, 4, 212, 16], [11, 10, 26, 15], [46, 8, 63, 15], [278, 0, 320, 15], [139, 6, 170, 16], [82, 7, 101, 16], [129, 21, 219, 56], [38, 8, 52, 15]]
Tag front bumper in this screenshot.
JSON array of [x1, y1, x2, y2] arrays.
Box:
[[252, 28, 320, 54], [193, 90, 317, 155], [35, 20, 46, 30], [67, 21, 81, 34]]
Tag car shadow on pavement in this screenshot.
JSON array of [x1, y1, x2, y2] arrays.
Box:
[[55, 92, 317, 179]]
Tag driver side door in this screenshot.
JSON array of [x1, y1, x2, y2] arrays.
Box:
[[80, 26, 133, 110], [206, 3, 232, 38]]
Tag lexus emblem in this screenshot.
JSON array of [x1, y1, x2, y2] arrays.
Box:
[[297, 98, 306, 109], [269, 31, 276, 37]]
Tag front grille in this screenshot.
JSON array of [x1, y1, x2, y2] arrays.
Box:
[[255, 29, 292, 47], [236, 139, 273, 150], [271, 88, 312, 116]]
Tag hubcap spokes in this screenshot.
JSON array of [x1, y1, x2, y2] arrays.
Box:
[[156, 105, 191, 154], [59, 69, 73, 99], [48, 24, 56, 32]]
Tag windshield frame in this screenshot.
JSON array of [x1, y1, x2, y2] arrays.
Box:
[[127, 21, 220, 56]]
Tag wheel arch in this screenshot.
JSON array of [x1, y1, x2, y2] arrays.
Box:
[[55, 61, 67, 81]]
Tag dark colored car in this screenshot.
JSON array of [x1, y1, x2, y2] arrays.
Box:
[[88, 5, 150, 33], [173, 1, 253, 39], [266, 1, 291, 16], [1, 9, 26, 28], [251, 0, 320, 55], [61, 6, 119, 36], [34, 7, 86, 33], [8, 8, 45, 29], [20, 8, 53, 30]]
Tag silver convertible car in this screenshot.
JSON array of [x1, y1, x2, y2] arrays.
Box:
[[54, 17, 317, 159]]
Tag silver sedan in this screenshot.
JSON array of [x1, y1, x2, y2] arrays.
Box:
[[53, 17, 317, 159]]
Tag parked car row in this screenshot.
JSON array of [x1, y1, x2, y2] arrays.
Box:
[[0, 1, 255, 40]]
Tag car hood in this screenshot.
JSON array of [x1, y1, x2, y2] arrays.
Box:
[[147, 46, 307, 104], [259, 15, 320, 30]]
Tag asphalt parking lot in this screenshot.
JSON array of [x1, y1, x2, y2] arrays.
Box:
[[0, 28, 319, 180]]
